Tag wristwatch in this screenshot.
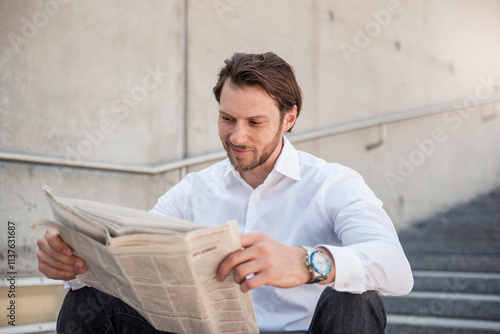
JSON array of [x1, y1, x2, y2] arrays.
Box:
[[300, 246, 332, 284]]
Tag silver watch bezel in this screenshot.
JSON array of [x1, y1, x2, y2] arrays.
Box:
[[300, 246, 332, 284]]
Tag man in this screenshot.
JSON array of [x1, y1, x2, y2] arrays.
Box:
[[37, 52, 413, 333]]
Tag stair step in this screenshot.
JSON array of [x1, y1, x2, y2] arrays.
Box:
[[385, 188, 500, 332], [399, 227, 500, 242], [382, 291, 500, 322], [420, 215, 500, 226], [0, 321, 56, 334], [403, 241, 500, 255], [386, 315, 500, 334], [407, 254, 500, 272], [412, 271, 500, 295], [446, 206, 500, 215]]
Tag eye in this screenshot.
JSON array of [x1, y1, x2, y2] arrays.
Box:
[[220, 116, 234, 122], [250, 121, 262, 126]]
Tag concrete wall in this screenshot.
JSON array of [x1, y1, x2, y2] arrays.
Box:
[[1, 0, 500, 283]]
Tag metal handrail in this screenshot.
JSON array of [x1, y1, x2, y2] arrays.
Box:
[[1, 93, 499, 174]]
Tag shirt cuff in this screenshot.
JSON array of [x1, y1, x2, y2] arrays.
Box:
[[63, 278, 88, 291], [317, 244, 365, 294]]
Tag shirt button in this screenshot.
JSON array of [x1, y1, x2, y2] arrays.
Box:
[[344, 282, 350, 288], [251, 196, 257, 202]]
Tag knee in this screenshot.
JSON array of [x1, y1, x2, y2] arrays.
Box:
[[358, 290, 383, 305], [57, 287, 111, 334], [310, 289, 386, 333], [318, 288, 385, 313]]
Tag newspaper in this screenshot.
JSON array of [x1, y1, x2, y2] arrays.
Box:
[[32, 186, 259, 334]]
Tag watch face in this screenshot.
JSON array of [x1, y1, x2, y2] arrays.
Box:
[[311, 251, 331, 275]]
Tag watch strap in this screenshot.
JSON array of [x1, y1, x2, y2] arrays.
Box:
[[300, 246, 330, 284], [300, 246, 314, 283]]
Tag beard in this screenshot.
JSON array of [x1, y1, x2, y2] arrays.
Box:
[[221, 126, 283, 173]]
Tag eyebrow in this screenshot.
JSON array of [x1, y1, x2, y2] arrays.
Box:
[[219, 111, 268, 120]]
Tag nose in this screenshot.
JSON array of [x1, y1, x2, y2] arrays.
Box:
[[230, 123, 248, 146]]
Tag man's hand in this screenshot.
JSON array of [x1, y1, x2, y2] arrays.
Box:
[[216, 232, 314, 292], [36, 229, 87, 280]]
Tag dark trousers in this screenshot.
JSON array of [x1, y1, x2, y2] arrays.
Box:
[[57, 287, 386, 334]]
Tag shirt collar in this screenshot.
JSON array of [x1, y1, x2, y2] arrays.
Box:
[[274, 135, 301, 181], [224, 135, 301, 186]]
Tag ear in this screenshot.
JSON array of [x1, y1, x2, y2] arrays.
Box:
[[282, 105, 298, 132]]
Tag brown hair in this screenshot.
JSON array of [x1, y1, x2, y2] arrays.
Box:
[[213, 52, 302, 132]]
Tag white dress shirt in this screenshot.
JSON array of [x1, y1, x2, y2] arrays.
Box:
[[150, 136, 413, 332]]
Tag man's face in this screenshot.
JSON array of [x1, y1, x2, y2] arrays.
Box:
[[218, 82, 290, 174]]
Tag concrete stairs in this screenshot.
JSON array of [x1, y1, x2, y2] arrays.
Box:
[[383, 187, 500, 333]]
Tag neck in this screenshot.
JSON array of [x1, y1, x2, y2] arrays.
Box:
[[241, 166, 273, 189]]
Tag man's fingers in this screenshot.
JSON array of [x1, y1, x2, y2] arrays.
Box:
[[217, 244, 259, 282], [45, 229, 72, 256], [218, 256, 269, 292], [217, 249, 244, 282], [38, 260, 80, 280], [37, 246, 85, 273], [37, 242, 86, 280], [36, 230, 87, 280], [239, 232, 267, 248], [217, 233, 275, 283], [232, 256, 269, 284], [37, 230, 81, 266], [239, 271, 271, 293]]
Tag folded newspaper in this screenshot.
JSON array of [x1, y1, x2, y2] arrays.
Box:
[[32, 186, 259, 334]]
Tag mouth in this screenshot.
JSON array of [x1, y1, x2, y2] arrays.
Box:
[[226, 142, 253, 157], [231, 147, 252, 157]]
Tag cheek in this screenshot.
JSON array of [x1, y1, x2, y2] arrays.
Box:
[[260, 129, 278, 142], [218, 123, 230, 137]]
